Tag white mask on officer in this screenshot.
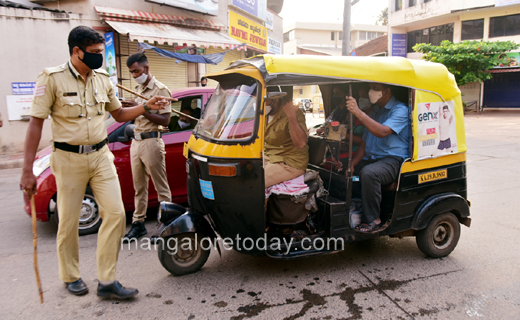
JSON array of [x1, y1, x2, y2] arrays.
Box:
[[134, 72, 148, 85], [178, 119, 191, 129], [358, 97, 371, 110], [369, 89, 383, 104]]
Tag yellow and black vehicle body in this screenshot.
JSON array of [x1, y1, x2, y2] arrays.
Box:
[[156, 55, 470, 276]]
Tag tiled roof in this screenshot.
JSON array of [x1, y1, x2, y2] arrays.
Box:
[[354, 34, 388, 56]]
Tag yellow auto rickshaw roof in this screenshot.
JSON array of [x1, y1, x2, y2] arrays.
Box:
[[227, 54, 460, 101]]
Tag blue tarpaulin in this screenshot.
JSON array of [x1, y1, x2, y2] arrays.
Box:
[[137, 42, 247, 65]]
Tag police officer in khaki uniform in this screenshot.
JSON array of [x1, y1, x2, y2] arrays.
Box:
[[121, 53, 172, 242], [20, 26, 173, 299]]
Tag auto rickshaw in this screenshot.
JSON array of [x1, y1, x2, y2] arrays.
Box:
[[155, 55, 471, 276]]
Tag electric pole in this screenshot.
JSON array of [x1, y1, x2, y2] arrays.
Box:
[[342, 0, 360, 56]]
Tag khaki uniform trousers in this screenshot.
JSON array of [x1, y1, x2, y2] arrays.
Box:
[[50, 145, 126, 283], [130, 137, 171, 223], [264, 156, 305, 188]]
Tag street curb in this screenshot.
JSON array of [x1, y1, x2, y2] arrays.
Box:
[[0, 159, 23, 170]]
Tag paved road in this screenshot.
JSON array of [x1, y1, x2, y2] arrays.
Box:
[[1, 111, 520, 319]]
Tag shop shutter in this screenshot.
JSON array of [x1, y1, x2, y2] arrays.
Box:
[[119, 35, 188, 99], [483, 72, 520, 108]]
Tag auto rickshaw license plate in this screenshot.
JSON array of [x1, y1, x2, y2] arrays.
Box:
[[418, 169, 447, 184]]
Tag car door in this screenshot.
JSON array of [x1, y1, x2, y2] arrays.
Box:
[[107, 120, 136, 212], [156, 92, 207, 205]]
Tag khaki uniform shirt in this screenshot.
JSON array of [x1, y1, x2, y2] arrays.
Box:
[[30, 61, 121, 145], [133, 76, 171, 134], [264, 108, 309, 171]]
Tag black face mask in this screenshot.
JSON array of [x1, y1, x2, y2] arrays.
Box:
[[79, 49, 103, 70], [332, 96, 344, 107]]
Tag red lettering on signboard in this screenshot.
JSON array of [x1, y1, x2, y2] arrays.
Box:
[[426, 128, 436, 135]]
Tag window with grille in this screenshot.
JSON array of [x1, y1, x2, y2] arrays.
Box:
[[407, 23, 453, 52], [490, 14, 520, 38], [461, 19, 484, 40], [395, 0, 402, 11]]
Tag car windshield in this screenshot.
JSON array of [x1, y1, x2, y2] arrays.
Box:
[[195, 75, 258, 141]]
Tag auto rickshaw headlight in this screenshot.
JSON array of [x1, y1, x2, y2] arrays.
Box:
[[208, 163, 238, 177], [158, 201, 187, 224]]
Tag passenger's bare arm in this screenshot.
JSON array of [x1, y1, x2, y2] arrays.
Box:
[[20, 117, 45, 197], [283, 101, 308, 149]]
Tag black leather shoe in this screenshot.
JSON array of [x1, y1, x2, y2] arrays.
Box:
[[64, 278, 89, 296], [97, 281, 138, 300], [123, 222, 147, 242]]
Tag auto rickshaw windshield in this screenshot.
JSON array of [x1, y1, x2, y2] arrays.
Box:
[[196, 75, 258, 141]]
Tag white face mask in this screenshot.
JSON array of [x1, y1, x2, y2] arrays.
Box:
[[369, 89, 383, 104], [134, 72, 148, 85], [358, 97, 371, 110], [265, 105, 272, 115], [178, 119, 191, 129]]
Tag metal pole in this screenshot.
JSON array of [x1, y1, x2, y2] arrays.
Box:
[[342, 0, 351, 56], [342, 0, 360, 56]]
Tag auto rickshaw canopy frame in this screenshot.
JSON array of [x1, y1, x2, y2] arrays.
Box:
[[199, 54, 466, 162]]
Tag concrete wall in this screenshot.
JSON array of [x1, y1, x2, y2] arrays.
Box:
[[0, 7, 86, 153], [44, 0, 229, 25]]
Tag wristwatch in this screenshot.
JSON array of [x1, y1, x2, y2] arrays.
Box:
[[143, 101, 151, 113]]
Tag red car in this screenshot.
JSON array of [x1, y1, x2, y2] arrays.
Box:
[[23, 87, 214, 235]]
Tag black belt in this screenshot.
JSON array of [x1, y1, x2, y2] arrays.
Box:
[[54, 139, 107, 154], [134, 131, 160, 141]]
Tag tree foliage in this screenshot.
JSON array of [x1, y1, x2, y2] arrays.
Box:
[[413, 40, 519, 87], [376, 7, 388, 26]]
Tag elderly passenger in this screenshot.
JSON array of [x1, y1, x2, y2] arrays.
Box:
[[264, 88, 309, 188]]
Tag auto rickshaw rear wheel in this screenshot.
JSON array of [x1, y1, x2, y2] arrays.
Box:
[[158, 232, 211, 276], [416, 212, 460, 258]]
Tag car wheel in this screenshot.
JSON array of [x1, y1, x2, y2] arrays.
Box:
[[158, 232, 211, 276], [305, 102, 310, 109], [54, 187, 103, 236], [416, 212, 460, 258]]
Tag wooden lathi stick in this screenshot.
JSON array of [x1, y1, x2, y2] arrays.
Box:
[[116, 84, 198, 122], [29, 194, 44, 303]]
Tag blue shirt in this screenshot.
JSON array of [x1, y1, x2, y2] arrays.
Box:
[[363, 96, 410, 160]]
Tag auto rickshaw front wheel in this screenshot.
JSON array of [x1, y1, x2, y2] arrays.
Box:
[[158, 232, 211, 276], [416, 212, 461, 258]]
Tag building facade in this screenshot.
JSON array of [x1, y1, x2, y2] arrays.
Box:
[[283, 21, 387, 56], [0, 0, 284, 153], [388, 0, 520, 109]]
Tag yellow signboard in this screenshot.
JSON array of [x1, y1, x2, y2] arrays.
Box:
[[229, 10, 267, 51], [418, 169, 447, 184]]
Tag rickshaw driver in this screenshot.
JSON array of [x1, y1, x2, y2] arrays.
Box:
[[264, 88, 309, 188], [346, 83, 410, 233]]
